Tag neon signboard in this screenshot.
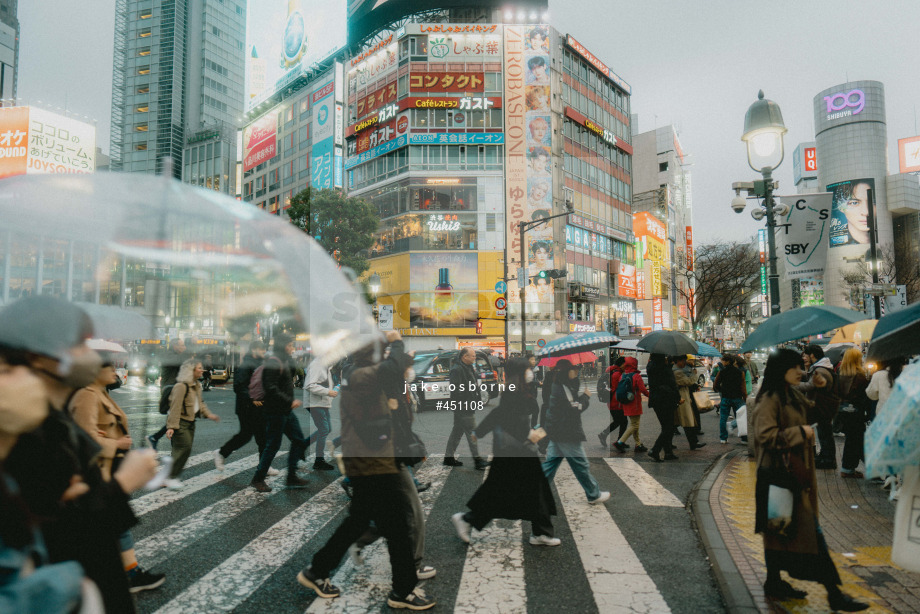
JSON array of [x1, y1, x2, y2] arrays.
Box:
[[823, 89, 865, 120]]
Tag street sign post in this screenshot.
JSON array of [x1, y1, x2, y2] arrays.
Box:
[[495, 281, 507, 294]]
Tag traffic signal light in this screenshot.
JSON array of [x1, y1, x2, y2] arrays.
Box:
[[537, 270, 549, 281], [539, 269, 567, 279]]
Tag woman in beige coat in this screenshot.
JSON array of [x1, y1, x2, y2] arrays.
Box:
[[165, 358, 220, 489], [752, 348, 866, 612], [69, 356, 166, 593]]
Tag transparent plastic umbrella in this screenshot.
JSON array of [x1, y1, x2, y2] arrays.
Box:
[[0, 172, 379, 366], [865, 362, 920, 478]]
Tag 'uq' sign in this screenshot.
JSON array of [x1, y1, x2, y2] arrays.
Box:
[[824, 89, 865, 120]]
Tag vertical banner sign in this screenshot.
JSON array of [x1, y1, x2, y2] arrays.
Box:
[[653, 297, 663, 329], [777, 192, 832, 279], [636, 270, 646, 300], [617, 263, 637, 299], [506, 24, 553, 305], [827, 178, 875, 248], [311, 79, 336, 189], [685, 226, 693, 271], [758, 229, 768, 316]]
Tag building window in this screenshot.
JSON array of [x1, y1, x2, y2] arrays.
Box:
[[138, 28, 151, 38], [139, 10, 152, 19], [370, 212, 478, 255], [135, 143, 148, 151], [135, 124, 149, 132], [659, 161, 668, 172], [135, 105, 149, 113], [138, 47, 151, 56], [212, 26, 221, 38], [136, 85, 150, 94], [486, 213, 496, 232], [137, 66, 150, 75]]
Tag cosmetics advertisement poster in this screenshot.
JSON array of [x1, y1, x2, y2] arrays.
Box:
[[408, 253, 479, 327]]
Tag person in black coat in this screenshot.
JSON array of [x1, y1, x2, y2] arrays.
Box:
[[215, 340, 268, 469], [451, 358, 559, 545], [250, 334, 309, 492], [647, 353, 680, 462], [443, 348, 489, 469]]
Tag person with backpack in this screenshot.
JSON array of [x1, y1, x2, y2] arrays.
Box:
[[612, 356, 649, 452], [541, 360, 610, 505], [164, 359, 220, 489], [597, 356, 628, 447], [214, 340, 278, 475], [146, 338, 189, 450], [250, 334, 310, 492]]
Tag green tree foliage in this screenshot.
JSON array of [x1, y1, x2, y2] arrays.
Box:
[[286, 187, 378, 277]]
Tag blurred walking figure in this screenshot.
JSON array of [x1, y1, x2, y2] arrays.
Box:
[[836, 348, 871, 479], [147, 338, 188, 450], [598, 357, 628, 447], [70, 354, 166, 592], [612, 356, 649, 452], [214, 340, 277, 475], [646, 354, 680, 462], [304, 356, 339, 470], [753, 349, 868, 611], [297, 331, 436, 610], [165, 359, 221, 489], [250, 334, 310, 492], [452, 358, 558, 546], [541, 360, 610, 505], [443, 348, 489, 470], [800, 345, 840, 470], [0, 296, 159, 614], [714, 354, 745, 444]]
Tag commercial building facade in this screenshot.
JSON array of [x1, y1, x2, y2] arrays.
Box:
[[0, 0, 17, 103]]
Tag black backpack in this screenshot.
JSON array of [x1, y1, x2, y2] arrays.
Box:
[[596, 371, 612, 403], [158, 383, 189, 415]]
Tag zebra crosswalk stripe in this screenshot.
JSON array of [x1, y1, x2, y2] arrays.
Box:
[[454, 520, 526, 614], [603, 457, 683, 507], [554, 463, 672, 613]]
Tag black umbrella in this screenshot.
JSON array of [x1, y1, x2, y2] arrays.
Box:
[[866, 301, 920, 362], [636, 330, 698, 355]]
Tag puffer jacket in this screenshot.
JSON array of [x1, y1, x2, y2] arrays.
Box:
[[618, 357, 648, 417]]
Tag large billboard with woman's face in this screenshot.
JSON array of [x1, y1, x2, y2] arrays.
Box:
[[827, 178, 875, 248]]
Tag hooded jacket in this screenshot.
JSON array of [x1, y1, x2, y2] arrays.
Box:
[[799, 357, 840, 423], [619, 357, 648, 417], [605, 365, 623, 412], [304, 359, 335, 409]]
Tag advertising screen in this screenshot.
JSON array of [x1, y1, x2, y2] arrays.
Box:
[[777, 192, 832, 279], [0, 106, 95, 178], [246, 0, 346, 108], [409, 253, 480, 328], [242, 112, 278, 172], [898, 135, 920, 174], [827, 178, 875, 248], [311, 79, 336, 189]]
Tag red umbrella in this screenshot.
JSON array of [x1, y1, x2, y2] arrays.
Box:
[[538, 352, 598, 367]]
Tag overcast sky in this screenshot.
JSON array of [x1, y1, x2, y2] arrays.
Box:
[[18, 0, 920, 243]]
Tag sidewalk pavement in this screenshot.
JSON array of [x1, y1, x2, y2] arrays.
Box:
[[693, 440, 919, 613]]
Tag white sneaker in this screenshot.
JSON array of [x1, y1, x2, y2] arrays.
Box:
[[451, 512, 471, 543], [589, 491, 610, 505], [266, 467, 281, 477], [348, 544, 364, 566], [214, 451, 226, 472], [529, 535, 561, 546], [164, 479, 184, 491], [416, 565, 437, 579]]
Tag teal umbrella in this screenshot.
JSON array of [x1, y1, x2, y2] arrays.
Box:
[[694, 341, 722, 358], [739, 306, 865, 352], [535, 331, 620, 357], [866, 301, 920, 362]]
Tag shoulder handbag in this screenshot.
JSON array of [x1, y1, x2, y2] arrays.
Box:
[[692, 390, 715, 413]]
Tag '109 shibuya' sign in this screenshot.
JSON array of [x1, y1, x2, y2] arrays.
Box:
[[823, 89, 864, 120]]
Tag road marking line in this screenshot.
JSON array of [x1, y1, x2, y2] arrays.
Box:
[[556, 464, 671, 613], [152, 478, 347, 614], [306, 463, 451, 613], [131, 452, 285, 517], [603, 458, 683, 507]]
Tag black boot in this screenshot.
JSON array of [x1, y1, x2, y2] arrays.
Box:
[[827, 588, 869, 612], [763, 578, 806, 599]]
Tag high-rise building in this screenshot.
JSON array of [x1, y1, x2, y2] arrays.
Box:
[[0, 0, 18, 103], [109, 0, 246, 193]]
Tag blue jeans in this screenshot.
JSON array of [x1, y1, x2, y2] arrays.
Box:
[[541, 440, 601, 501], [254, 412, 307, 481], [305, 407, 334, 459], [118, 530, 134, 552], [719, 397, 744, 441]]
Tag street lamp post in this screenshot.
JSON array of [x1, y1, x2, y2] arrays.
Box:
[[738, 90, 788, 316]]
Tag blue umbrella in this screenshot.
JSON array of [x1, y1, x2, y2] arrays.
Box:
[[866, 300, 920, 363], [865, 362, 920, 478], [694, 341, 722, 358], [739, 306, 866, 352], [536, 331, 620, 357]]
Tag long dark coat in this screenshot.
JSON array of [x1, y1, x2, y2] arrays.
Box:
[[467, 390, 556, 522]]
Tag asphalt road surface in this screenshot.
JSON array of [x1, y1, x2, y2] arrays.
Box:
[[113, 377, 730, 613]]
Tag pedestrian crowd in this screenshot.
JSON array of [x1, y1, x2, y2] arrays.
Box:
[[0, 294, 910, 612]]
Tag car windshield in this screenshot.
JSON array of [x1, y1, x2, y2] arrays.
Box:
[[413, 352, 440, 374]]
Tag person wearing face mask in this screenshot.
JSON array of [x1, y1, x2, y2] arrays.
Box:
[[541, 360, 610, 505], [0, 363, 89, 614], [752, 349, 868, 611], [69, 354, 166, 592], [0, 296, 159, 614], [164, 359, 221, 490], [451, 358, 558, 546]]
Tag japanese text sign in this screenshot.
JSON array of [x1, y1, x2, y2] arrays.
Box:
[[409, 72, 484, 93]]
